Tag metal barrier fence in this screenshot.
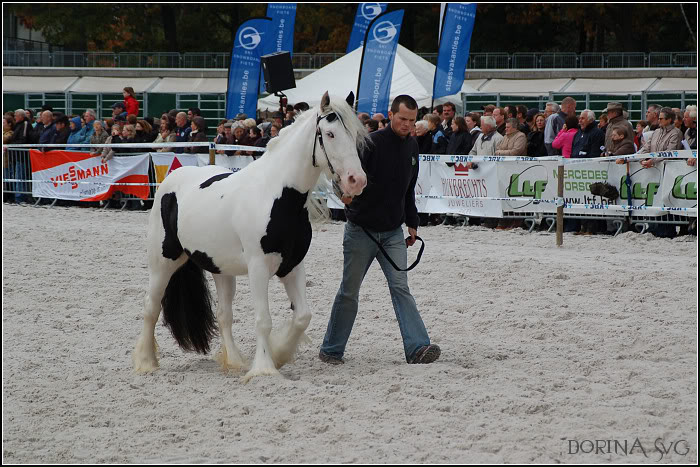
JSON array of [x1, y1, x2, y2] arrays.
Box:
[[3, 50, 697, 69]]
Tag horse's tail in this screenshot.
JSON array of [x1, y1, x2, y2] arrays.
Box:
[[161, 258, 217, 354]]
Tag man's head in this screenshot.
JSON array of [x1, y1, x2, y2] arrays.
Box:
[[388, 95, 418, 138], [175, 112, 187, 128], [481, 104, 495, 117], [371, 113, 385, 122], [684, 105, 697, 128], [84, 109, 96, 123], [658, 107, 674, 128], [188, 108, 201, 121], [605, 102, 623, 120], [492, 107, 505, 125], [505, 118, 519, 135], [544, 102, 559, 119], [357, 112, 370, 123], [414, 120, 428, 137], [433, 104, 443, 117], [561, 97, 577, 116], [578, 109, 595, 130], [611, 128, 625, 142], [14, 109, 26, 122], [112, 102, 126, 116], [41, 110, 53, 125], [646, 104, 661, 125], [55, 115, 69, 130], [480, 116, 496, 134], [442, 102, 455, 121]]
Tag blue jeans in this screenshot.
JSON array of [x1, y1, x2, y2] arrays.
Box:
[[321, 221, 431, 362]]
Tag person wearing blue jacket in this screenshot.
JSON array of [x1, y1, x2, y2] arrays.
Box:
[[67, 116, 89, 151]]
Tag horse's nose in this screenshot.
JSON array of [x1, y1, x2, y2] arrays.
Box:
[[345, 172, 367, 195]]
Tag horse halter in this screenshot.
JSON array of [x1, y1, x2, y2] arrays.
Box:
[[312, 111, 346, 176]]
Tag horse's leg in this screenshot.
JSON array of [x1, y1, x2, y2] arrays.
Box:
[[212, 274, 247, 371], [133, 255, 186, 372], [270, 262, 312, 369], [242, 258, 281, 383]]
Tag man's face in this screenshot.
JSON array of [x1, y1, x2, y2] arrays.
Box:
[[389, 103, 417, 138], [578, 114, 590, 130], [442, 105, 455, 121], [565, 102, 577, 116], [42, 112, 51, 125], [684, 111, 696, 128], [646, 107, 658, 123], [493, 109, 504, 124], [505, 122, 516, 135], [658, 112, 671, 128], [84, 112, 95, 123], [176, 115, 185, 127], [14, 111, 24, 122]]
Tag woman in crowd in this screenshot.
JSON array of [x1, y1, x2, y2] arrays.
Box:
[[552, 115, 579, 158], [123, 87, 139, 117], [154, 119, 177, 152], [527, 113, 547, 157], [634, 120, 647, 152], [185, 116, 209, 154], [424, 113, 448, 154], [89, 120, 109, 156], [464, 113, 481, 154], [446, 116, 472, 155], [101, 123, 123, 163], [66, 116, 88, 151]]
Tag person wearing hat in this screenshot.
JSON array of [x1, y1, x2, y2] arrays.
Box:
[[603, 102, 634, 156], [51, 115, 71, 146], [111, 102, 127, 120]]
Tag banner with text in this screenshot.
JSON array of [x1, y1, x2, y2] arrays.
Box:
[[226, 17, 272, 119], [29, 150, 149, 201], [259, 3, 297, 93], [356, 9, 404, 116], [432, 3, 477, 100], [346, 3, 389, 53]]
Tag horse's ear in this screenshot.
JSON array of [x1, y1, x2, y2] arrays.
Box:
[[346, 92, 355, 108], [320, 91, 330, 113]]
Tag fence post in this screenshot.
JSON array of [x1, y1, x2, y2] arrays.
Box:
[[209, 143, 216, 166], [556, 159, 564, 247]]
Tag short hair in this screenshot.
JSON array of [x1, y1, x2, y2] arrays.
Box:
[[189, 107, 201, 116], [390, 95, 418, 113], [442, 102, 456, 112], [415, 120, 428, 131], [647, 104, 661, 115], [686, 105, 697, 119], [659, 107, 674, 121], [434, 104, 443, 114], [365, 119, 379, 132], [482, 104, 495, 114], [599, 113, 608, 123], [480, 116, 496, 129], [505, 118, 519, 128], [14, 109, 26, 118], [581, 109, 596, 122], [516, 105, 528, 118], [546, 102, 560, 113], [85, 109, 96, 118], [561, 97, 576, 108]]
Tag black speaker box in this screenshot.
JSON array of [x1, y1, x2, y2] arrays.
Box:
[[261, 51, 296, 94]]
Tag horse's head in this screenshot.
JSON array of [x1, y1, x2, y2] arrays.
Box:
[[316, 91, 368, 197]]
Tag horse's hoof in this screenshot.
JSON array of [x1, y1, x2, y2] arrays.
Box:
[[133, 358, 159, 373], [214, 349, 247, 372], [241, 368, 282, 384]]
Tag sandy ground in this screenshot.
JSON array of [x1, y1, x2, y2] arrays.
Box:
[[2, 203, 697, 464]]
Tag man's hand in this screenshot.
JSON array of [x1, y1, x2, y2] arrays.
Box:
[[641, 158, 655, 169], [406, 227, 417, 247]]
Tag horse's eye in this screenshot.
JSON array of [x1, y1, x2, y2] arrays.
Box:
[[326, 113, 337, 122], [326, 132, 334, 138]]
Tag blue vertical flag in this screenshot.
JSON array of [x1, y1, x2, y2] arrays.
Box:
[[259, 3, 297, 93], [226, 17, 272, 119], [432, 3, 477, 100], [356, 9, 404, 116], [346, 3, 389, 53]]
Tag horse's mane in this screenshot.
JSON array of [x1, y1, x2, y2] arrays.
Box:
[[265, 96, 370, 156]]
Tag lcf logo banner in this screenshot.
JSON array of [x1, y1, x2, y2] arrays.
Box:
[[346, 3, 388, 53], [356, 9, 404, 116], [226, 17, 272, 119], [259, 4, 297, 93], [432, 3, 477, 100]]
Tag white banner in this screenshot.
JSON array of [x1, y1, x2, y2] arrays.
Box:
[[659, 160, 697, 217], [196, 154, 257, 173], [29, 150, 149, 201]]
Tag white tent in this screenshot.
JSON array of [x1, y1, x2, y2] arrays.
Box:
[[257, 44, 479, 112]]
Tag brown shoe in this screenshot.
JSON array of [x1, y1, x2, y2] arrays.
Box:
[[409, 344, 441, 364], [319, 350, 344, 365]]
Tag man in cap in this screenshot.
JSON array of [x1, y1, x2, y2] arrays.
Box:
[[603, 102, 634, 155], [112, 102, 127, 120]]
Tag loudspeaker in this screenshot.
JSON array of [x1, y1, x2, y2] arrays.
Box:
[[261, 51, 296, 94]]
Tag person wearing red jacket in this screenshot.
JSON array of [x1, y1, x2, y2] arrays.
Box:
[[123, 86, 139, 117]]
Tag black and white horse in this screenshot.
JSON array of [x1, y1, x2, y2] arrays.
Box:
[[133, 92, 368, 382]]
